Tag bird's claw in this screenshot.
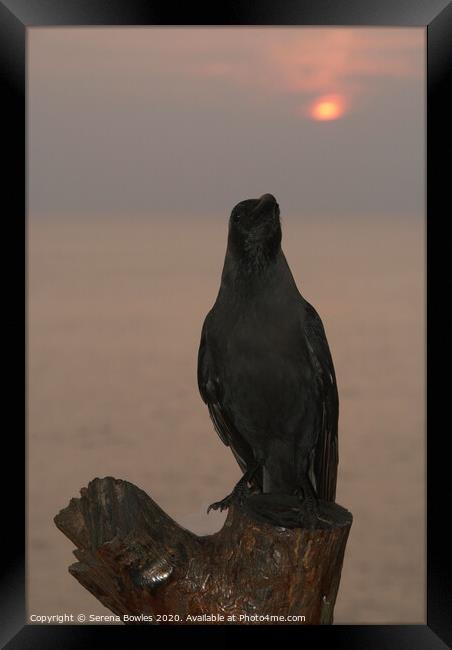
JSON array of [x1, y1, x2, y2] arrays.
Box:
[[297, 499, 335, 529], [207, 480, 251, 514], [207, 497, 232, 514]]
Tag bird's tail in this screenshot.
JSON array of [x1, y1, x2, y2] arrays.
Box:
[[240, 493, 307, 528], [240, 492, 348, 530]]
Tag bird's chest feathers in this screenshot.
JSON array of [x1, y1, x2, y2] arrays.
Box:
[[214, 294, 303, 365], [212, 299, 309, 425]]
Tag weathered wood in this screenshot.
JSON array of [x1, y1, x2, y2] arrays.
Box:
[[54, 476, 352, 625]]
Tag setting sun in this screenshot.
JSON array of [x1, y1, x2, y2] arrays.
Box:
[[308, 95, 346, 121]]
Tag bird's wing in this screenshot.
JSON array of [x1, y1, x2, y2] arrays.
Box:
[[198, 315, 262, 486], [303, 301, 339, 502]]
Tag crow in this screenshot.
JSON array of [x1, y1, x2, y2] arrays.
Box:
[[197, 194, 339, 528]]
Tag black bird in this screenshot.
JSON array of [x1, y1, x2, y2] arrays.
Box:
[[197, 194, 338, 528]]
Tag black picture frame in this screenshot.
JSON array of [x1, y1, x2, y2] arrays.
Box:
[[2, 0, 451, 647]]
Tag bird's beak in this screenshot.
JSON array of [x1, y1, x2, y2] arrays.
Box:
[[252, 194, 279, 222], [257, 193, 277, 207]]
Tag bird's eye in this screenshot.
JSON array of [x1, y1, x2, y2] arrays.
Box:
[[233, 213, 241, 222]]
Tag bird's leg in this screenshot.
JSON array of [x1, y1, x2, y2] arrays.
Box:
[[294, 477, 322, 528], [295, 477, 335, 528], [207, 464, 260, 514]]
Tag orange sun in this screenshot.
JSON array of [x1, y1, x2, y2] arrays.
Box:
[[308, 95, 346, 121]]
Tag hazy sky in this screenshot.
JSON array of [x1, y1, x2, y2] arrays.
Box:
[[28, 28, 425, 220]]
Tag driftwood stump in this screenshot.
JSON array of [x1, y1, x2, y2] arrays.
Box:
[[55, 477, 352, 625]]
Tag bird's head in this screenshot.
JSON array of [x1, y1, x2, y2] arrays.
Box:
[[227, 193, 282, 269]]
